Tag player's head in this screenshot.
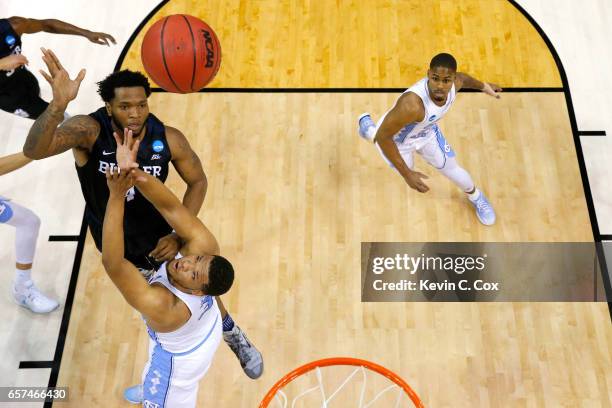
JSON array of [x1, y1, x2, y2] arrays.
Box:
[[427, 53, 457, 103], [166, 254, 234, 296], [97, 70, 152, 136]]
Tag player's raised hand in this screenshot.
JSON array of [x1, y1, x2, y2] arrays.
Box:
[[39, 48, 85, 109], [404, 171, 430, 193], [150, 233, 181, 262], [105, 166, 135, 197], [86, 31, 116, 46], [113, 128, 140, 171], [482, 82, 502, 99]]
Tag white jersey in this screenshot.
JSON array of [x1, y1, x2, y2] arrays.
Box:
[[389, 77, 456, 149], [145, 258, 219, 354]]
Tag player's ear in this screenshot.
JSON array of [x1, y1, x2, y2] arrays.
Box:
[[105, 102, 112, 116]]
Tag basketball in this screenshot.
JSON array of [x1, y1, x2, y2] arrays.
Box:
[[141, 14, 221, 93]]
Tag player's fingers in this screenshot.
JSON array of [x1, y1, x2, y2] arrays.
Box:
[[123, 128, 130, 146], [113, 131, 122, 146], [40, 48, 53, 70], [159, 253, 176, 262], [47, 49, 65, 71], [74, 69, 86, 85], [39, 70, 52, 84], [107, 34, 117, 44], [149, 244, 167, 258], [156, 248, 175, 262], [127, 128, 134, 147], [42, 50, 57, 70], [132, 138, 140, 154]]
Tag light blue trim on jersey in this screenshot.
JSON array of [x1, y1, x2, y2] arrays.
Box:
[[0, 199, 13, 223], [146, 324, 160, 343], [434, 125, 456, 169], [394, 122, 417, 144], [146, 314, 219, 357], [143, 343, 174, 408]]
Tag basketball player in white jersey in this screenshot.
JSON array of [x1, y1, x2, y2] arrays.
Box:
[[358, 53, 500, 225], [102, 130, 234, 407], [0, 151, 58, 312]]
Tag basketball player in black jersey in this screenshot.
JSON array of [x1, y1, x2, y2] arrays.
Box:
[[22, 48, 264, 379], [0, 16, 114, 119]]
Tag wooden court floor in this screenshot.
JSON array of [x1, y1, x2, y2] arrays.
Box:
[[56, 92, 610, 406]]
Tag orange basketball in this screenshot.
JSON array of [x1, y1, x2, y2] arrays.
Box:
[[141, 14, 221, 93]]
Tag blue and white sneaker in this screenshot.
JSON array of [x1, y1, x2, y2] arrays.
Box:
[[358, 113, 376, 141], [12, 281, 59, 314], [470, 192, 496, 226], [123, 385, 143, 404]]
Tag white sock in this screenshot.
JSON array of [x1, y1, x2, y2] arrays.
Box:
[[366, 126, 376, 141], [14, 270, 33, 294], [468, 188, 481, 202]]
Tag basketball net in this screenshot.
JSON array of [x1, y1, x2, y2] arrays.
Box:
[[259, 357, 425, 408]]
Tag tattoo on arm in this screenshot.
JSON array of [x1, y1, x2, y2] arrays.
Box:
[[24, 114, 98, 159]]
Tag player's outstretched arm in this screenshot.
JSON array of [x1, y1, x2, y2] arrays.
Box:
[[147, 127, 209, 263], [23, 49, 97, 159], [374, 93, 430, 193], [455, 72, 502, 98], [8, 16, 116, 46], [115, 128, 220, 255], [102, 168, 175, 323], [0, 152, 32, 176]]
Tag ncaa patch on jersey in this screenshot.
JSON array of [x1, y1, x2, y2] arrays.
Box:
[[5, 35, 15, 46], [428, 115, 437, 122], [0, 202, 14, 223], [152, 140, 164, 153]]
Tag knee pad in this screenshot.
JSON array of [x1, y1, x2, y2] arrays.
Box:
[[2, 200, 40, 264]]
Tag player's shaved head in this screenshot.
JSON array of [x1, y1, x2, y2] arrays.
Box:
[[430, 53, 457, 72]]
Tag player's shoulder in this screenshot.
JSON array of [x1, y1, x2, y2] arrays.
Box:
[[145, 283, 184, 325], [164, 125, 192, 154], [397, 91, 425, 116], [6, 16, 36, 36]]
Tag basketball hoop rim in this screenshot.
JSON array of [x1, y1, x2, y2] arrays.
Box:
[[258, 357, 425, 408]]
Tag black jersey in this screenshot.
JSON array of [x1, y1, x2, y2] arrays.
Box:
[[0, 19, 23, 87], [76, 108, 174, 266]]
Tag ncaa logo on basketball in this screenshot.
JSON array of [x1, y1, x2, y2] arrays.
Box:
[[428, 115, 437, 122], [152, 140, 164, 152], [5, 35, 15, 46], [201, 29, 215, 68]]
